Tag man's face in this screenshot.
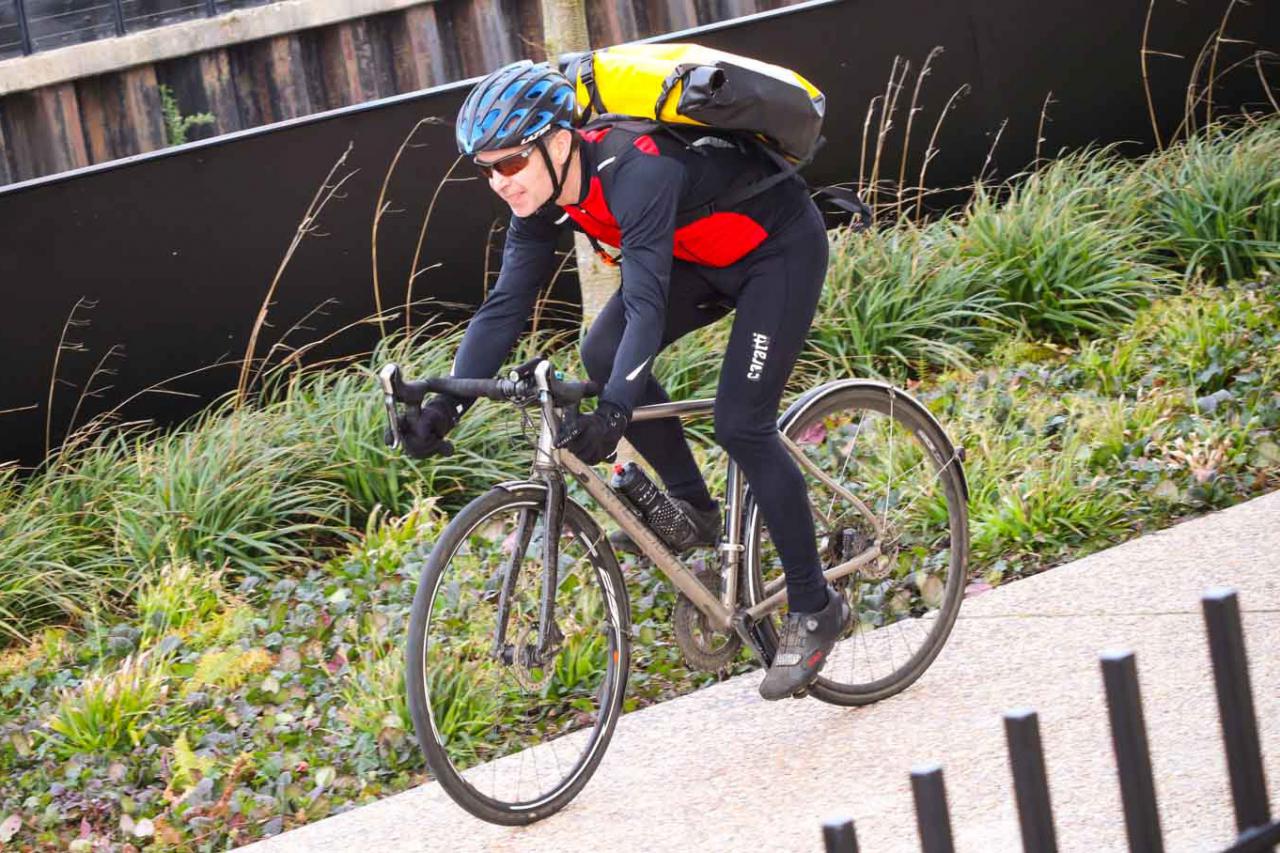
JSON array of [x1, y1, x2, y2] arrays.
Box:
[[474, 131, 567, 218]]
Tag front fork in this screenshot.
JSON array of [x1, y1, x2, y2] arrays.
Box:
[[492, 362, 570, 669]]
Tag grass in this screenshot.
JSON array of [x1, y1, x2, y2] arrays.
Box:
[[1127, 120, 1280, 284]]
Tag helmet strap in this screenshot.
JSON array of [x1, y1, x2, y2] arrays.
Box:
[[535, 131, 578, 209]]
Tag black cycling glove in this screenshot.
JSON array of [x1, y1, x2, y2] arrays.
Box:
[[395, 396, 461, 459], [555, 401, 628, 465]]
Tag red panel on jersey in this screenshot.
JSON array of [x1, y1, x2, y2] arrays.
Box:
[[673, 213, 769, 267]]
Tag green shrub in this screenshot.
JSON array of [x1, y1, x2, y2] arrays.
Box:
[[959, 152, 1171, 340], [808, 221, 1003, 379], [44, 649, 172, 758], [135, 561, 228, 642], [1129, 119, 1280, 284], [110, 407, 347, 577]]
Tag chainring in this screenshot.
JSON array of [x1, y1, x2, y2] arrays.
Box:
[[673, 569, 743, 672]]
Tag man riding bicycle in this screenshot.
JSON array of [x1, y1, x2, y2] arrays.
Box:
[[395, 58, 849, 700]]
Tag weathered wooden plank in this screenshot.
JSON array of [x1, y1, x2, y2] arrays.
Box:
[[227, 39, 267, 126], [120, 65, 164, 152], [317, 21, 378, 108], [384, 9, 422, 92], [586, 0, 638, 48], [41, 82, 88, 170], [512, 0, 544, 60], [347, 20, 382, 102], [402, 4, 451, 88], [360, 14, 401, 100], [269, 34, 313, 119], [198, 49, 241, 134], [74, 74, 115, 161], [666, 0, 697, 32], [295, 30, 331, 113], [0, 84, 85, 178], [441, 0, 487, 79], [156, 54, 220, 142]]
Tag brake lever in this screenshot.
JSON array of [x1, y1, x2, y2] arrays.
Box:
[[379, 363, 404, 450]]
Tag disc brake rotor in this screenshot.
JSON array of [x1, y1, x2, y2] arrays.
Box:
[[510, 625, 555, 691]]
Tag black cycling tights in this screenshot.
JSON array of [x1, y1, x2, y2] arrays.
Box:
[[581, 200, 831, 614]]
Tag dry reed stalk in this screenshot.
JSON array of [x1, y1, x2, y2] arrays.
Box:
[[372, 118, 442, 340], [1034, 90, 1056, 166], [271, 308, 404, 375], [977, 118, 1009, 187], [481, 219, 504, 301], [406, 155, 468, 337], [1184, 51, 1270, 124], [73, 356, 245, 445], [858, 94, 883, 197], [1141, 0, 1164, 150], [914, 84, 970, 218], [1258, 53, 1280, 113], [1183, 34, 1215, 139], [532, 250, 576, 335], [867, 57, 910, 212], [65, 344, 123, 441], [248, 297, 347, 391], [898, 47, 943, 221], [44, 297, 95, 457], [1205, 0, 1242, 125], [236, 144, 356, 408]]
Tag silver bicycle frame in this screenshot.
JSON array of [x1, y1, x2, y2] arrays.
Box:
[[533, 377, 881, 633]]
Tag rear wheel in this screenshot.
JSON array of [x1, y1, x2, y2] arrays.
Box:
[[745, 383, 968, 706], [405, 484, 630, 824]]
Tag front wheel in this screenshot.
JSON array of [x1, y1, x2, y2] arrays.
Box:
[[745, 382, 969, 706], [405, 483, 630, 824]]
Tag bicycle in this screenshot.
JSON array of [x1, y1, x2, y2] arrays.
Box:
[[379, 356, 969, 825]]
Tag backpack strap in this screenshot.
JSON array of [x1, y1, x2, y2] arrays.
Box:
[[812, 185, 874, 232], [564, 53, 607, 121]]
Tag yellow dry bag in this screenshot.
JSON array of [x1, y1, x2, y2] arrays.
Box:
[[560, 43, 825, 162]]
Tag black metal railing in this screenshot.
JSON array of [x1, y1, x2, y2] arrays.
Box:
[[823, 588, 1278, 853], [0, 0, 271, 59]]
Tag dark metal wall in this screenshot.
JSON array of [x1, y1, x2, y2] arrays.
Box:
[[1, 0, 1276, 466]]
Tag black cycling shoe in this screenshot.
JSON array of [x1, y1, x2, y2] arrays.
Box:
[[758, 585, 852, 701], [609, 498, 721, 557]]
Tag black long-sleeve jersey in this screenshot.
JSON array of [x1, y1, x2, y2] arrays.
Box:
[[450, 122, 811, 416]]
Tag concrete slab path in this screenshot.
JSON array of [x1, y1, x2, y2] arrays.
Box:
[[246, 491, 1280, 853]]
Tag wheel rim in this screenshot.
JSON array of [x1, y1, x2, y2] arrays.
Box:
[[748, 390, 966, 697], [419, 499, 624, 809]]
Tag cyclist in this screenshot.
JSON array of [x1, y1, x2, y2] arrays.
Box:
[[395, 59, 849, 700]]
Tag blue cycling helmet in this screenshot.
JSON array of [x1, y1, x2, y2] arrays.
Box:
[[456, 60, 578, 155]]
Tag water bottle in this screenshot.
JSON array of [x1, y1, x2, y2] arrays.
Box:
[[609, 462, 698, 553]]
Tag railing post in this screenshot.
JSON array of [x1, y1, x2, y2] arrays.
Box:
[[1101, 650, 1164, 853], [911, 765, 956, 853], [822, 817, 860, 853], [203, 0, 217, 17], [1004, 708, 1059, 853], [14, 0, 33, 55], [109, 0, 125, 36], [1202, 588, 1272, 835]]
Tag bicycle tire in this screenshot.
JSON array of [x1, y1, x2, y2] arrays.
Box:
[[744, 382, 969, 706], [406, 483, 631, 824]]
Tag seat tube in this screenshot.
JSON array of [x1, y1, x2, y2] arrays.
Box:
[[721, 458, 746, 606]]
